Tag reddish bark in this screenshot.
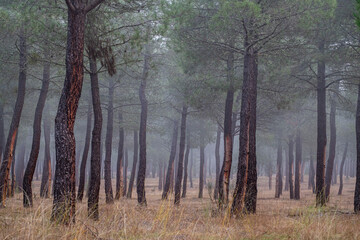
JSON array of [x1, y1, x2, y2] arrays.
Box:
[[115, 112, 124, 200], [0, 28, 27, 207]]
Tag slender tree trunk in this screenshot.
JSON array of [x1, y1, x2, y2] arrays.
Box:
[[87, 53, 102, 220], [316, 39, 327, 207], [268, 163, 272, 190], [338, 141, 348, 195], [175, 105, 188, 204], [115, 112, 124, 200], [162, 122, 178, 199], [40, 115, 52, 198], [0, 28, 27, 207], [123, 147, 128, 196], [199, 132, 205, 199], [137, 44, 150, 206], [126, 130, 138, 199], [354, 84, 360, 213], [190, 149, 193, 188], [289, 136, 294, 199], [158, 161, 163, 191], [10, 145, 16, 197], [0, 103, 5, 165], [219, 48, 235, 207], [231, 44, 257, 216], [104, 78, 115, 204], [309, 152, 315, 193], [15, 143, 25, 191], [77, 104, 92, 202], [275, 136, 283, 198], [295, 130, 302, 200], [214, 126, 221, 200], [325, 87, 337, 201], [284, 148, 289, 191], [181, 130, 190, 198]]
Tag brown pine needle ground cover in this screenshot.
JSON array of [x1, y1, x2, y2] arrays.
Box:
[[1, 176, 359, 239]]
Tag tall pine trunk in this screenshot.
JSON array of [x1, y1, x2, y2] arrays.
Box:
[[295, 130, 302, 200], [136, 44, 150, 206], [219, 48, 234, 207], [325, 88, 337, 201], [181, 130, 190, 198], [275, 136, 283, 198], [338, 141, 348, 195], [162, 122, 178, 199], [316, 39, 327, 207], [231, 44, 257, 216], [214, 126, 221, 200], [87, 52, 102, 220], [289, 136, 294, 199], [354, 84, 360, 213], [40, 115, 52, 198], [123, 147, 128, 196], [174, 105, 187, 204], [0, 28, 27, 207], [126, 130, 138, 199], [77, 104, 92, 202], [104, 78, 114, 204], [115, 113, 124, 200], [198, 132, 205, 198]]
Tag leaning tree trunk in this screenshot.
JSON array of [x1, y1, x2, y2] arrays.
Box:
[[354, 84, 360, 213], [325, 88, 337, 201], [231, 44, 257, 216], [181, 130, 190, 198], [198, 132, 205, 199], [87, 52, 103, 220], [219, 47, 235, 207], [174, 105, 188, 205], [162, 121, 178, 199], [136, 44, 150, 206], [275, 136, 283, 198], [104, 78, 115, 204], [316, 39, 327, 207], [338, 141, 348, 195], [295, 130, 302, 200], [126, 130, 138, 199], [0, 28, 27, 207], [214, 126, 221, 200], [77, 104, 92, 202], [40, 114, 52, 198], [115, 112, 124, 200], [123, 147, 128, 196], [289, 136, 294, 199]]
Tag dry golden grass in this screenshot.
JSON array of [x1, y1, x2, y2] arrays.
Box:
[[1, 176, 360, 239]]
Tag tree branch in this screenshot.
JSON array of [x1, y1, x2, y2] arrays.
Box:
[[65, 0, 76, 12], [85, 0, 105, 13]]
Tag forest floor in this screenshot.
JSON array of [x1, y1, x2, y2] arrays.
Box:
[[0, 176, 359, 239]]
